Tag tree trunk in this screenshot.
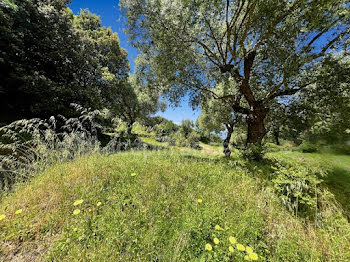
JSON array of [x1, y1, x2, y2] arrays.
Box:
[[246, 106, 268, 146], [273, 126, 280, 145], [127, 122, 133, 136], [223, 124, 234, 157]]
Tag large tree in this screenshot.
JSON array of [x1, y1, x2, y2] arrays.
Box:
[[0, 2, 128, 123], [121, 0, 350, 146]]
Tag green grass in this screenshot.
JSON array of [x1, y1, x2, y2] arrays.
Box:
[[269, 151, 350, 219], [1, 147, 350, 261]]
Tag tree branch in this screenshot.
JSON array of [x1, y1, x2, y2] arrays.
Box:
[[203, 17, 225, 63], [253, 1, 301, 51], [268, 81, 315, 100], [264, 77, 286, 102], [306, 29, 349, 62]]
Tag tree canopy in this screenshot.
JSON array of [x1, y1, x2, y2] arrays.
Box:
[[121, 0, 350, 146], [0, 1, 129, 123]]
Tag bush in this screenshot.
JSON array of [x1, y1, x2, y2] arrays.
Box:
[[188, 132, 201, 149], [264, 142, 280, 152], [168, 131, 201, 149], [299, 142, 318, 153], [271, 159, 325, 217], [0, 105, 145, 193], [241, 144, 265, 161]]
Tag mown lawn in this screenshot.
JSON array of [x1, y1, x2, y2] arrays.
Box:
[[0, 148, 349, 261]]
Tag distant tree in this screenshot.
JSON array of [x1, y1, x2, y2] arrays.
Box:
[[180, 120, 194, 139], [121, 0, 350, 148], [199, 89, 243, 157], [110, 75, 166, 136]]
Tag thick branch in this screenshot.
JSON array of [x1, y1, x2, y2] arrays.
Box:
[[306, 29, 349, 62], [264, 78, 286, 101], [197, 40, 222, 66], [268, 81, 315, 100], [237, 51, 257, 107], [203, 17, 225, 63]]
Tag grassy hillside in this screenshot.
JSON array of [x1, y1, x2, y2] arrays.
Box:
[[1, 145, 350, 261]]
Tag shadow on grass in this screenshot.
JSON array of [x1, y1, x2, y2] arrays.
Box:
[[182, 152, 350, 221], [181, 153, 276, 181], [181, 154, 225, 164], [142, 142, 168, 151], [323, 166, 350, 220]]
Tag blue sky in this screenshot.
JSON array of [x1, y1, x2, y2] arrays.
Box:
[[69, 0, 200, 124]]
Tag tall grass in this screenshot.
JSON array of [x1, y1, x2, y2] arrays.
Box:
[[0, 105, 145, 194]]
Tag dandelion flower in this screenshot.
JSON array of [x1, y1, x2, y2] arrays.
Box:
[[73, 199, 84, 206], [229, 236, 237, 244], [249, 253, 258, 261], [237, 244, 245, 251], [205, 243, 213, 251], [15, 209, 22, 215], [246, 246, 253, 254], [73, 227, 78, 232], [197, 199, 203, 203], [0, 215, 5, 221], [244, 255, 250, 260], [73, 209, 81, 215], [215, 225, 223, 230], [131, 173, 136, 177], [213, 237, 220, 245], [97, 202, 102, 207], [229, 246, 234, 253]]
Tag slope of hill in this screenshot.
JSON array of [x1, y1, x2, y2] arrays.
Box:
[[0, 145, 349, 261]]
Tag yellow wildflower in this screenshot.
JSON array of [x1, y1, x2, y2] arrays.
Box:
[[244, 255, 250, 260], [237, 244, 245, 251], [97, 202, 102, 207], [88, 208, 92, 212], [249, 253, 258, 261], [0, 214, 5, 221], [213, 237, 220, 245], [15, 209, 22, 215], [229, 246, 234, 252], [73, 227, 78, 232], [131, 173, 136, 177], [73, 209, 81, 215], [197, 199, 203, 203], [205, 243, 213, 251], [229, 236, 237, 245], [246, 246, 253, 254], [215, 224, 223, 230], [73, 199, 84, 206]]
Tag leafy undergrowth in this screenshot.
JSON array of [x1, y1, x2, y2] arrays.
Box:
[[270, 151, 350, 220], [0, 150, 349, 261]]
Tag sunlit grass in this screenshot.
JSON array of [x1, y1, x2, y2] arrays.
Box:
[[0, 149, 349, 261]]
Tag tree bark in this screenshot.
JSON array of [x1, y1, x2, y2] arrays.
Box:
[[223, 124, 234, 157], [273, 125, 280, 145], [246, 106, 268, 146], [127, 122, 133, 136]]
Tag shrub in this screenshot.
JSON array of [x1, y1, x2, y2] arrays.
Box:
[[0, 105, 144, 193], [299, 142, 318, 153], [188, 132, 201, 149], [271, 159, 325, 217], [241, 144, 266, 161], [168, 131, 201, 149]]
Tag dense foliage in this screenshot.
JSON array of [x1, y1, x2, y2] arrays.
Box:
[[0, 1, 128, 123], [121, 0, 350, 147]]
